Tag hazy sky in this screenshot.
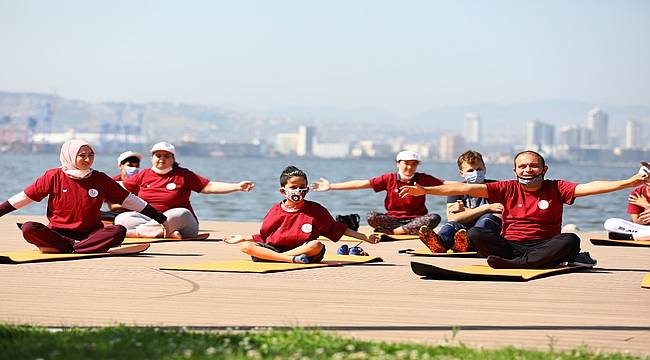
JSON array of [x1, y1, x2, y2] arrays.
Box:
[[1, 0, 648, 115]]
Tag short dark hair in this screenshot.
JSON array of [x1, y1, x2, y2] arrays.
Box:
[[514, 150, 545, 168], [280, 166, 308, 186], [456, 150, 485, 170]]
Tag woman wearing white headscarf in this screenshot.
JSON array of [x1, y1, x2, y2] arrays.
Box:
[[0, 139, 169, 253]]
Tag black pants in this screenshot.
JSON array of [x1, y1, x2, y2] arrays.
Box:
[[468, 227, 580, 269]]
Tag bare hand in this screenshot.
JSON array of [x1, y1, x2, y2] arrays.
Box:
[[311, 177, 331, 192], [630, 172, 648, 187], [366, 233, 380, 244], [448, 200, 465, 213], [239, 181, 255, 192], [629, 194, 650, 209], [224, 234, 252, 244], [162, 221, 173, 238], [398, 183, 425, 198], [488, 203, 504, 213], [637, 209, 650, 224]]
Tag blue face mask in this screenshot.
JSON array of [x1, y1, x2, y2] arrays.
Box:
[[124, 166, 140, 178], [464, 169, 486, 184], [517, 173, 544, 187]]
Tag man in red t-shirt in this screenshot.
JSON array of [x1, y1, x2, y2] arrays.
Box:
[[399, 150, 648, 269], [312, 151, 448, 235]]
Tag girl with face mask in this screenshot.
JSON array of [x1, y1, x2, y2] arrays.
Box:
[[0, 139, 168, 253], [224, 166, 378, 264]]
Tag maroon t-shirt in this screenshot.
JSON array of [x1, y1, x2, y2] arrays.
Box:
[[369, 172, 444, 219], [24, 168, 130, 232], [486, 179, 578, 241], [123, 167, 209, 217], [627, 185, 650, 215], [252, 200, 348, 250]]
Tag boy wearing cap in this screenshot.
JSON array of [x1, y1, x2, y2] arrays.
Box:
[[311, 150, 447, 235], [115, 141, 255, 238], [113, 150, 144, 182], [100, 150, 145, 221]]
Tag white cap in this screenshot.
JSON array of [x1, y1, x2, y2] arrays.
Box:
[[150, 142, 175, 155], [117, 151, 143, 165], [396, 150, 421, 162]]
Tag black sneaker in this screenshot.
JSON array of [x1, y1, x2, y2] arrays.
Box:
[[336, 213, 361, 231], [569, 252, 597, 268]]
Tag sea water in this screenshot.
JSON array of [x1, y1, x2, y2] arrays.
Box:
[[0, 153, 638, 231]]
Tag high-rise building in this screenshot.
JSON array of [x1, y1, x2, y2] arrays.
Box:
[[558, 126, 581, 147], [464, 113, 481, 143], [526, 120, 554, 150], [296, 125, 315, 156], [587, 106, 609, 147], [625, 119, 642, 149], [274, 133, 298, 156], [438, 135, 465, 162]]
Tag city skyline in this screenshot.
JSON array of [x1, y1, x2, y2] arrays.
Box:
[[1, 1, 648, 116]]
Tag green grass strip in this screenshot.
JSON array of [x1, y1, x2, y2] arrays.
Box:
[[0, 324, 645, 360]]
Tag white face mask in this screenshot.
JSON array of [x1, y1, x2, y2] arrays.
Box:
[[517, 173, 544, 187], [283, 188, 309, 202], [64, 168, 93, 179]]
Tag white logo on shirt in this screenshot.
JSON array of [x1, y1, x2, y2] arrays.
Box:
[[301, 223, 313, 233], [166, 182, 177, 190], [538, 200, 549, 210], [62, 189, 67, 193], [88, 188, 99, 198]]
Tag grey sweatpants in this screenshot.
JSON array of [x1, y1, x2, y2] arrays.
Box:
[[115, 208, 199, 238]]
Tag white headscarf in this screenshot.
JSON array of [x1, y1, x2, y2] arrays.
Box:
[[60, 139, 94, 179]]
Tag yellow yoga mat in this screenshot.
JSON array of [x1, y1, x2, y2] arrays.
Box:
[[411, 261, 586, 281], [161, 255, 383, 273], [0, 244, 150, 264], [401, 248, 480, 258], [642, 274, 650, 289], [121, 233, 217, 245], [590, 238, 650, 247]]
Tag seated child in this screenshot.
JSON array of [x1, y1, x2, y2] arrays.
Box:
[[604, 162, 650, 240], [225, 166, 378, 263], [419, 150, 503, 252]]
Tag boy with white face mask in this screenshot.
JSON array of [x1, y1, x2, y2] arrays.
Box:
[[419, 150, 503, 253], [312, 151, 447, 235]]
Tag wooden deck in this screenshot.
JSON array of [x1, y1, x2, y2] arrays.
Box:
[[1, 215, 648, 356]]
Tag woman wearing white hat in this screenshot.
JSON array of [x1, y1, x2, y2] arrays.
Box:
[[115, 141, 255, 238], [312, 150, 448, 235]]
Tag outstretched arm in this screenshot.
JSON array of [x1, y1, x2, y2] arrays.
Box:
[[201, 180, 255, 194], [399, 183, 488, 198], [311, 178, 372, 192], [574, 173, 647, 198]]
